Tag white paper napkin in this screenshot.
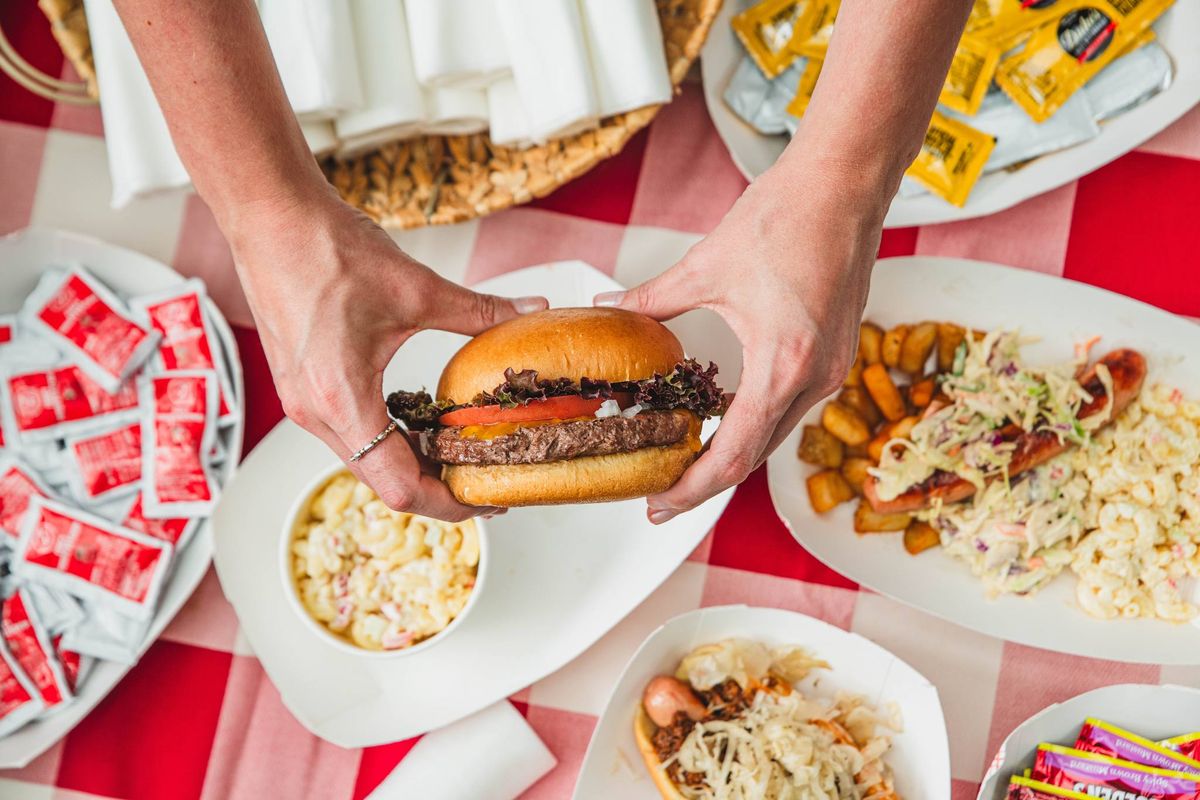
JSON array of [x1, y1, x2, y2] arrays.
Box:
[[335, 0, 427, 156], [423, 87, 490, 136], [496, 0, 599, 143], [82, 0, 191, 208], [260, 0, 363, 121], [405, 0, 510, 89], [366, 701, 556, 800], [487, 77, 533, 148], [580, 0, 672, 117]]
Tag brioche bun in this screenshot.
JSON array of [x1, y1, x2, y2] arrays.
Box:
[[633, 705, 688, 800]]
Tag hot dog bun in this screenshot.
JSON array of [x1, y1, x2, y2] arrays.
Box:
[[633, 705, 689, 800]]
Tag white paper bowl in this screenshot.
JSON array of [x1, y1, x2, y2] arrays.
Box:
[[977, 684, 1200, 799], [279, 464, 489, 660], [573, 605, 951, 799]]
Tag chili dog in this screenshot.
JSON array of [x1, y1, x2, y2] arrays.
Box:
[[863, 349, 1147, 514]]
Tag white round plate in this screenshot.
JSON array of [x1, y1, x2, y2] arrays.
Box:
[[210, 261, 735, 747], [976, 683, 1200, 798], [767, 255, 1200, 664], [573, 605, 950, 800], [0, 227, 245, 768], [700, 1, 1200, 228]]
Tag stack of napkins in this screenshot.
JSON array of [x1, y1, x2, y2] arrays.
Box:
[[89, 0, 674, 206]]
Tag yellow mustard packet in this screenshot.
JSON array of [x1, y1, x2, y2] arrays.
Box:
[[789, 0, 839, 59], [905, 111, 996, 207], [785, 57, 824, 119], [967, 0, 1086, 47], [996, 0, 1173, 123], [939, 34, 1002, 116], [732, 0, 813, 78]]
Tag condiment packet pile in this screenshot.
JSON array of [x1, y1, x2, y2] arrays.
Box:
[[0, 266, 234, 739], [1003, 718, 1200, 799], [724, 0, 1176, 207]]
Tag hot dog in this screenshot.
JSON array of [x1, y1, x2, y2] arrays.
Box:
[[642, 675, 706, 728], [863, 349, 1146, 514]]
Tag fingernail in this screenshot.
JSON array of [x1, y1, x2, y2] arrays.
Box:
[[593, 291, 625, 308], [646, 496, 672, 511], [512, 296, 547, 314], [649, 509, 677, 525]]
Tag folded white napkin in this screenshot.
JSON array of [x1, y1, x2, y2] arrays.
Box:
[[82, 0, 190, 208], [423, 87, 491, 136], [335, 0, 426, 156], [366, 701, 557, 800], [495, 0, 599, 143], [301, 120, 340, 157], [405, 0, 510, 89], [487, 78, 533, 148], [580, 0, 672, 117], [260, 0, 363, 121]]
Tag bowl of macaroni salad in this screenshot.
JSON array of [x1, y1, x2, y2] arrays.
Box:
[[281, 466, 486, 657]]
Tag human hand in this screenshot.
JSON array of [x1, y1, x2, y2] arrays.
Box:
[[228, 188, 547, 521], [596, 158, 890, 524]]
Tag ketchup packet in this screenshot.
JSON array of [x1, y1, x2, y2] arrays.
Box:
[[119, 492, 200, 550], [21, 267, 159, 393], [0, 362, 140, 443], [50, 634, 86, 694], [1032, 743, 1200, 800], [64, 420, 143, 504], [1008, 776, 1093, 799], [13, 497, 173, 621], [22, 582, 85, 634], [0, 455, 56, 541], [0, 314, 60, 367], [2, 587, 72, 712], [0, 315, 11, 346], [130, 280, 236, 426], [0, 637, 43, 737], [1165, 735, 1200, 763], [1076, 718, 1200, 773], [59, 603, 150, 664], [140, 370, 219, 519]]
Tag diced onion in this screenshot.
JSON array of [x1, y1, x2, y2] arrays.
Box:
[[594, 399, 622, 418], [621, 403, 643, 419]]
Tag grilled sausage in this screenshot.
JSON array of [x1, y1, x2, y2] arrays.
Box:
[[642, 676, 706, 729], [862, 349, 1147, 514]]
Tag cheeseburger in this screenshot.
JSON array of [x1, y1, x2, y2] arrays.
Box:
[[385, 308, 724, 507]]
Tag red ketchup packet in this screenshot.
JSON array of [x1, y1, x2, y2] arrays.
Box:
[[1032, 743, 1200, 800], [64, 421, 143, 503], [22, 267, 159, 393], [139, 370, 219, 519], [1077, 719, 1200, 773], [0, 455, 55, 541], [0, 363, 140, 442], [0, 636, 44, 736], [130, 281, 236, 426], [13, 497, 173, 621], [50, 635, 84, 694], [120, 492, 200, 549], [1, 587, 73, 712], [1007, 776, 1094, 799]]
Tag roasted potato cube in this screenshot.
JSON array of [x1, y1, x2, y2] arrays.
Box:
[[891, 415, 919, 440], [937, 322, 966, 372], [821, 402, 870, 446], [904, 521, 941, 554], [909, 376, 936, 409], [853, 501, 912, 533], [799, 424, 844, 468], [899, 322, 937, 375], [859, 322, 884, 365], [844, 353, 864, 388], [807, 470, 856, 513], [838, 386, 882, 428], [862, 363, 906, 422], [840, 457, 873, 495], [881, 325, 909, 369], [866, 415, 919, 462], [844, 441, 870, 459]]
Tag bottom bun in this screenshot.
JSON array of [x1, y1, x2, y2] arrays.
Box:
[[633, 705, 688, 800], [442, 437, 698, 507]]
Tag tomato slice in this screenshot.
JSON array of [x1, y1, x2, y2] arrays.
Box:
[[438, 393, 635, 427]]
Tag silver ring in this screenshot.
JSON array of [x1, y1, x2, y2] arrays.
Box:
[[349, 421, 398, 463]]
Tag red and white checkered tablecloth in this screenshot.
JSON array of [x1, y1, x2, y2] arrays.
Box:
[[3, 4, 1200, 798]]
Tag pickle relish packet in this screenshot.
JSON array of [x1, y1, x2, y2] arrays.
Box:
[[1031, 743, 1200, 800]]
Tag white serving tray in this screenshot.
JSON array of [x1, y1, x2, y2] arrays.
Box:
[[210, 261, 735, 747], [700, 0, 1200, 228], [767, 255, 1200, 664], [573, 605, 950, 799], [0, 228, 245, 768], [976, 683, 1200, 799]]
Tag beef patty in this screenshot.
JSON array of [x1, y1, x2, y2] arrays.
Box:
[[420, 410, 692, 466]]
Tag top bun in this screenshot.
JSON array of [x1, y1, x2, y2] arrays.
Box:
[[437, 308, 684, 402]]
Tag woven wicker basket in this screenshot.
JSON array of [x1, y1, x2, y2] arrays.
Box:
[[33, 0, 721, 228]]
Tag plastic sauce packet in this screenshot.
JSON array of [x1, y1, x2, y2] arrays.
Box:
[[1032, 743, 1200, 800], [940, 34, 1002, 116], [785, 55, 823, 120], [0, 455, 56, 541], [0, 636, 43, 737], [129, 280, 236, 426], [724, 56, 806, 136], [0, 362, 140, 443], [59, 603, 149, 665], [50, 634, 86, 694], [141, 370, 219, 519], [13, 497, 173, 621], [788, 0, 838, 58], [20, 267, 159, 394], [64, 420, 143, 504], [1164, 735, 1200, 763], [905, 110, 996, 207], [968, 0, 1091, 47], [732, 0, 811, 78], [996, 0, 1174, 123], [22, 583, 85, 635], [2, 587, 72, 712], [1008, 776, 1094, 799], [1084, 38, 1172, 122], [0, 316, 11, 346], [1076, 718, 1200, 773], [0, 314, 60, 367], [120, 492, 200, 550]]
